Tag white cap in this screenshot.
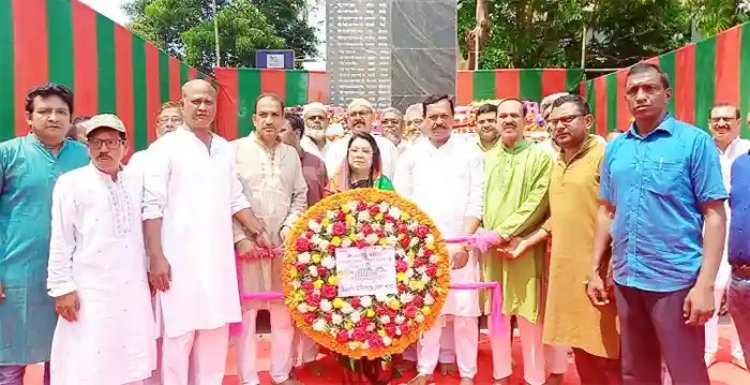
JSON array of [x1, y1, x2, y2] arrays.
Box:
[[83, 114, 126, 136]]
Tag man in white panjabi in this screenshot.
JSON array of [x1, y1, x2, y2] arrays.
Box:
[[300, 102, 331, 159], [324, 98, 399, 178], [232, 94, 308, 385], [394, 95, 483, 385], [142, 80, 268, 385], [47, 114, 156, 385]]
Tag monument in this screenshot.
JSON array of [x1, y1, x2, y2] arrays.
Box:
[[327, 0, 458, 111]]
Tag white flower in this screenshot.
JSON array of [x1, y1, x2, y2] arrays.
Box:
[[362, 341, 370, 350], [357, 211, 371, 222], [312, 319, 327, 332], [297, 304, 309, 313], [384, 222, 395, 234], [382, 336, 392, 346], [416, 266, 427, 274], [366, 324, 376, 332], [424, 294, 435, 306], [425, 234, 435, 244], [321, 256, 336, 269], [348, 342, 358, 351], [297, 253, 311, 264], [375, 293, 390, 302], [341, 238, 352, 248], [309, 266, 319, 277], [378, 202, 389, 213], [310, 234, 323, 245], [350, 311, 361, 323], [395, 315, 406, 325], [365, 233, 379, 245], [326, 224, 333, 234], [379, 315, 391, 325], [319, 239, 330, 250], [400, 293, 414, 304], [327, 211, 337, 220], [386, 235, 399, 246], [429, 254, 438, 264], [396, 326, 403, 336], [360, 296, 373, 308], [409, 237, 419, 248], [341, 302, 354, 314], [320, 299, 333, 312], [308, 220, 322, 232], [415, 313, 425, 323], [406, 268, 414, 278], [388, 207, 401, 219], [421, 274, 431, 284], [332, 313, 343, 325], [292, 281, 301, 289], [347, 201, 358, 212], [371, 223, 381, 231]]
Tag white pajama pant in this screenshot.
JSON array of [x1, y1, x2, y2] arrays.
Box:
[[705, 286, 743, 357], [544, 345, 569, 374], [439, 321, 456, 364], [235, 303, 295, 385], [490, 315, 545, 385], [291, 330, 320, 366], [418, 315, 479, 379], [162, 325, 229, 385], [144, 338, 163, 385]]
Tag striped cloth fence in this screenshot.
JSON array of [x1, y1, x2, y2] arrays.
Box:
[[585, 22, 750, 138]]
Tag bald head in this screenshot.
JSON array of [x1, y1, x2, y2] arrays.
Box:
[[181, 79, 216, 131]]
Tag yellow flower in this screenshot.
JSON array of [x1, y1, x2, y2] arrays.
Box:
[[346, 214, 355, 224], [400, 213, 410, 220], [409, 280, 425, 291], [426, 242, 435, 251], [421, 307, 432, 316], [331, 237, 342, 247], [375, 213, 384, 221], [322, 218, 330, 226], [396, 272, 407, 283], [390, 299, 401, 310], [311, 252, 322, 263], [344, 321, 353, 330], [328, 275, 339, 285], [294, 292, 305, 302], [342, 206, 350, 213], [378, 330, 386, 337], [366, 308, 376, 318], [313, 279, 324, 289], [333, 298, 345, 309], [289, 268, 298, 279]]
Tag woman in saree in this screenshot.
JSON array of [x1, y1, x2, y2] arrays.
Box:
[[326, 131, 394, 194]]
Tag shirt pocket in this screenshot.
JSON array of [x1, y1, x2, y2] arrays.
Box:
[[643, 159, 685, 196]]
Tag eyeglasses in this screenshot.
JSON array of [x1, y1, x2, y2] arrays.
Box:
[[709, 117, 738, 124], [88, 138, 123, 149], [547, 114, 584, 127]]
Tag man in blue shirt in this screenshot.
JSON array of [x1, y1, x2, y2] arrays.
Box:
[[0, 84, 89, 385], [588, 63, 727, 385], [727, 148, 750, 368]]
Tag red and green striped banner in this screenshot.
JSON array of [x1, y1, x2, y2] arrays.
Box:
[[0, 0, 210, 150], [586, 23, 750, 138], [455, 69, 585, 105], [215, 68, 329, 140]]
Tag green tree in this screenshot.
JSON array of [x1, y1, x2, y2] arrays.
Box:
[[686, 0, 750, 38], [182, 0, 285, 70]]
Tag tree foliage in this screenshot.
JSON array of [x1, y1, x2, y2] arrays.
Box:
[[123, 0, 318, 72]]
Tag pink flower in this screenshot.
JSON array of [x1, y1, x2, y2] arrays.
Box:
[[336, 330, 350, 343], [412, 295, 423, 307], [368, 205, 380, 216], [327, 244, 336, 254], [352, 327, 367, 341], [317, 266, 329, 277], [404, 305, 418, 318], [425, 265, 437, 278], [355, 240, 368, 248], [362, 223, 373, 235], [383, 214, 395, 222], [301, 281, 314, 292], [295, 263, 307, 272], [368, 333, 384, 348], [397, 283, 407, 292], [350, 297, 361, 308], [332, 221, 346, 236], [395, 260, 408, 273], [336, 211, 346, 221], [307, 295, 321, 307], [358, 316, 371, 328], [295, 238, 311, 252], [400, 324, 410, 335], [321, 284, 337, 299], [415, 225, 430, 238], [357, 201, 367, 211], [399, 237, 411, 248], [385, 324, 397, 337], [305, 231, 314, 239], [304, 313, 316, 324], [396, 223, 409, 234]]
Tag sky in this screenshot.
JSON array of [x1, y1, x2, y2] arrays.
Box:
[[79, 0, 130, 26]]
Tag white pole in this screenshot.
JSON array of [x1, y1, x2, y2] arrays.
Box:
[[213, 0, 221, 67]]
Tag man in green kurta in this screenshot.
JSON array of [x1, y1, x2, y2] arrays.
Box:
[[479, 98, 552, 385], [0, 84, 89, 384]]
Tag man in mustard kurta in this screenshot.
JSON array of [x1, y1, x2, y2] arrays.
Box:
[[478, 98, 552, 385], [508, 95, 620, 384]]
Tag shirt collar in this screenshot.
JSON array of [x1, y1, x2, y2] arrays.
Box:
[[626, 113, 674, 139], [500, 139, 530, 153], [559, 135, 600, 165]]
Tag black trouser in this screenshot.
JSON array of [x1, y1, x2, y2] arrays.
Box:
[[573, 348, 621, 385], [614, 284, 709, 385]]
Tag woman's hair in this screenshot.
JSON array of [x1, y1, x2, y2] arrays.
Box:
[[346, 131, 382, 187]]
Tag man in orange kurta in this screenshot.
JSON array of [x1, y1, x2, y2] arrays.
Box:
[[507, 95, 620, 384]]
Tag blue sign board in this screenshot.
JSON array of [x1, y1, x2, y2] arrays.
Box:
[[255, 49, 295, 69]]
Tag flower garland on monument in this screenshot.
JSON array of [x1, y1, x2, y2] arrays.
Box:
[[282, 188, 451, 361]]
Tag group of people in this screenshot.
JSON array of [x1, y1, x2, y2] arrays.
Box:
[[0, 61, 749, 385]]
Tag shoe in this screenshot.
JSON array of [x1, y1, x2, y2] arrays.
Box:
[[704, 352, 717, 367]]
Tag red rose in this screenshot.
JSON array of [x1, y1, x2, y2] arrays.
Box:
[[337, 210, 346, 221], [358, 316, 371, 328], [336, 330, 350, 343], [350, 297, 361, 308], [397, 223, 409, 234], [384, 214, 395, 222], [327, 244, 336, 254], [413, 257, 425, 268], [317, 266, 329, 277], [396, 260, 408, 273], [400, 324, 410, 335], [355, 240, 368, 248], [386, 308, 397, 319], [325, 312, 333, 322], [368, 205, 380, 216], [362, 223, 373, 235], [404, 305, 418, 318], [368, 333, 383, 348], [352, 327, 367, 341], [321, 284, 337, 299], [426, 265, 437, 278], [415, 225, 430, 238], [304, 313, 316, 324], [301, 281, 314, 293], [384, 324, 397, 337], [295, 263, 307, 272], [305, 231, 314, 239], [332, 221, 346, 236], [412, 295, 423, 307], [397, 283, 407, 292], [376, 305, 390, 317], [399, 236, 410, 248], [424, 249, 433, 258], [376, 230, 385, 238], [307, 295, 321, 307], [295, 237, 311, 252], [357, 201, 367, 211]]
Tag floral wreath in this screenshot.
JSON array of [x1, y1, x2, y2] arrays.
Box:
[[282, 188, 451, 359]]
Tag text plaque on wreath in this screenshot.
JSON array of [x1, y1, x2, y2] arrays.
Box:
[[282, 189, 450, 359]]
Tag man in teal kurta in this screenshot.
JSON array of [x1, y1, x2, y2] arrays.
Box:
[[0, 84, 89, 384], [479, 99, 552, 385]]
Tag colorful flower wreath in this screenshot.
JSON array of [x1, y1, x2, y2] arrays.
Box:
[[282, 188, 451, 359]]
